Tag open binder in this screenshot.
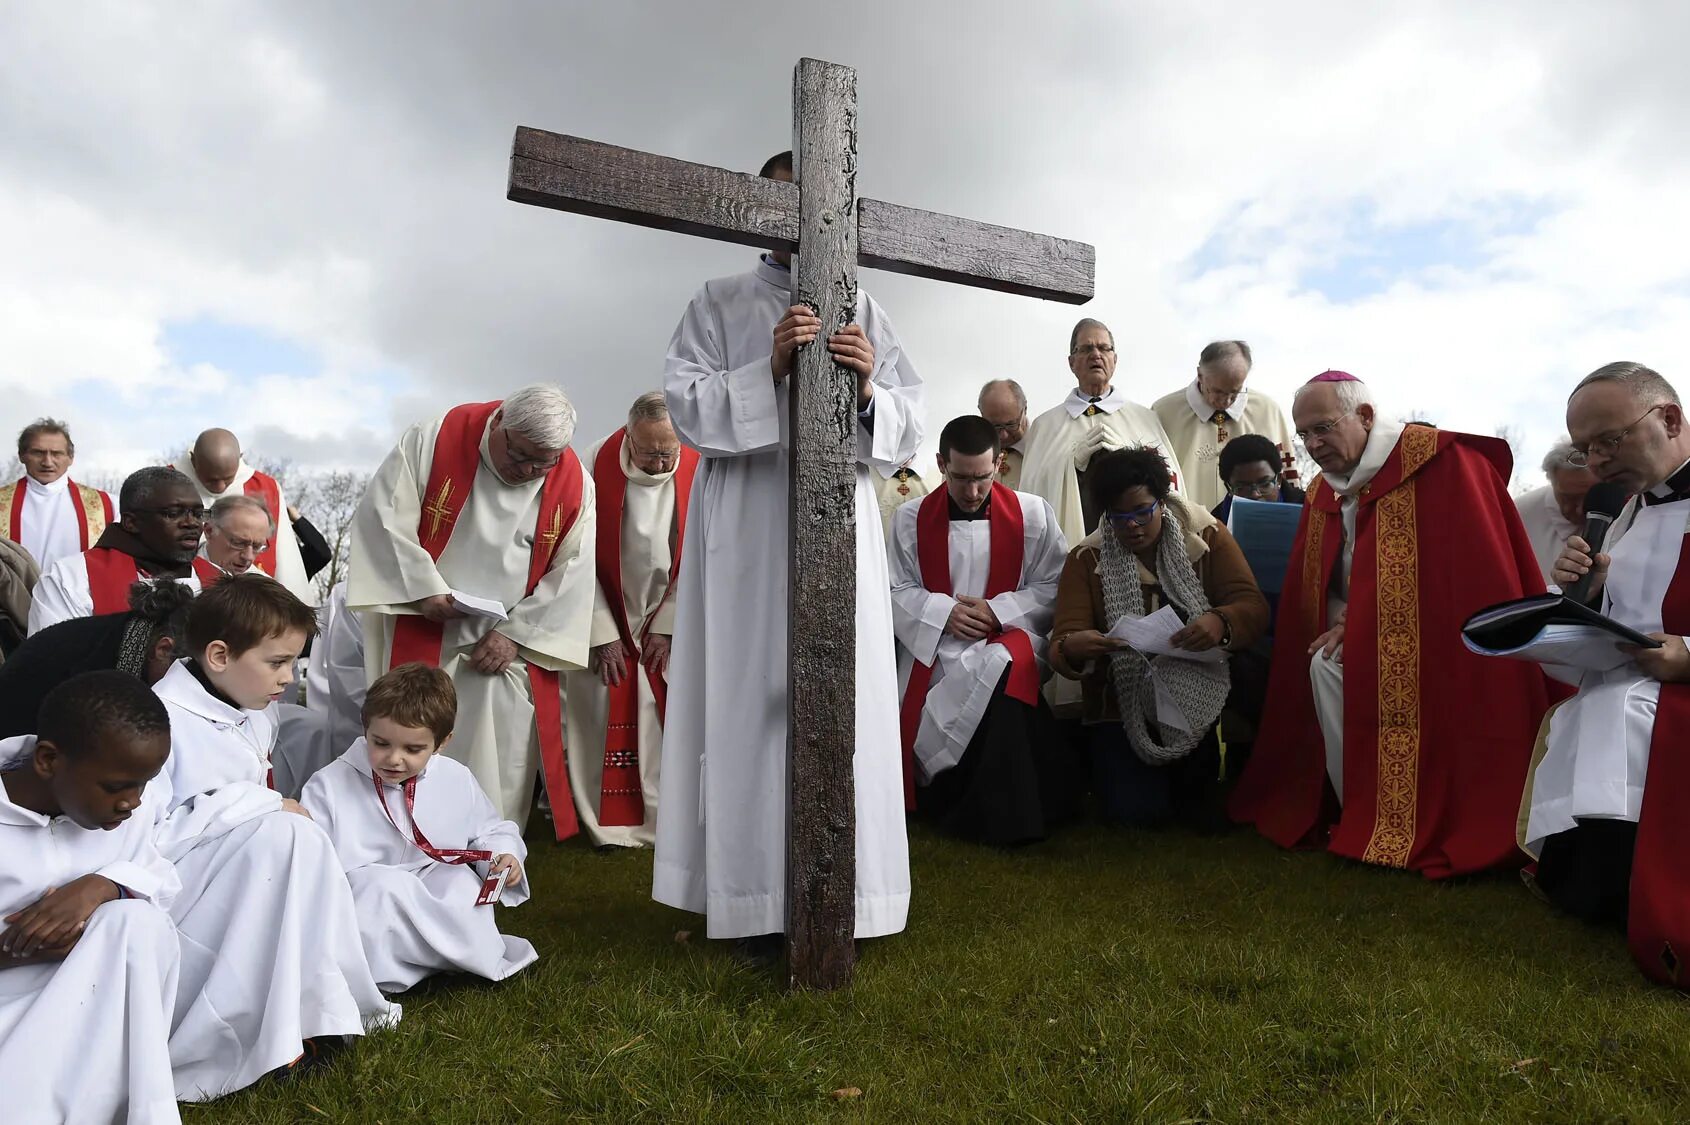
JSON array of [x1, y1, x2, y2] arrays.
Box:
[[1461, 593, 1660, 672]]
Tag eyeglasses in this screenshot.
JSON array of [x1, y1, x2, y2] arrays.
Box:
[[1072, 343, 1115, 356], [133, 505, 207, 522], [1294, 413, 1351, 443], [1227, 475, 1280, 496], [1568, 404, 1667, 468], [214, 531, 266, 554], [1104, 500, 1160, 527], [627, 436, 681, 464], [986, 417, 1025, 435], [502, 429, 563, 471]]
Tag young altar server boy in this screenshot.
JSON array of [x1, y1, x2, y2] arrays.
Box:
[[0, 671, 182, 1125], [153, 573, 397, 1101], [302, 662, 535, 992]]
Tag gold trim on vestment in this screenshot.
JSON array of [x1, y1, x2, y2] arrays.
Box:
[[423, 479, 455, 542], [1302, 502, 1327, 639], [75, 482, 107, 542], [0, 482, 14, 539], [1361, 473, 1422, 868]]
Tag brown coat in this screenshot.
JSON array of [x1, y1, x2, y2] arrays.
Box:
[[1048, 503, 1269, 724]]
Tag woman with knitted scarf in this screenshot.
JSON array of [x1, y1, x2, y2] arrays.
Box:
[[1049, 447, 1269, 829]]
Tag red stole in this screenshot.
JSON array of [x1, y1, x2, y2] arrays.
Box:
[[84, 548, 222, 614], [1629, 527, 1690, 988], [242, 472, 284, 578], [897, 482, 1039, 808], [387, 401, 585, 841], [5, 479, 112, 550], [590, 429, 698, 827], [1227, 427, 1551, 877]]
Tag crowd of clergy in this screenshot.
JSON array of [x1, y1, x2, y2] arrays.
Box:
[[1, 153, 1686, 1122]]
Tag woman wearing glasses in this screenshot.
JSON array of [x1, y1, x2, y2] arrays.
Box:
[[1048, 447, 1269, 829]]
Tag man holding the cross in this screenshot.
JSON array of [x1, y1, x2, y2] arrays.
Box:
[[653, 151, 922, 952]]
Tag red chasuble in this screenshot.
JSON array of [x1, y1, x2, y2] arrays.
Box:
[[2, 479, 113, 550], [590, 428, 698, 827], [1227, 426, 1551, 877], [898, 482, 1039, 808], [84, 548, 222, 614], [1628, 529, 1690, 989], [242, 472, 284, 578], [387, 401, 585, 841]]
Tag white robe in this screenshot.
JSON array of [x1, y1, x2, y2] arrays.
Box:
[[347, 412, 597, 825], [654, 255, 920, 940], [1019, 386, 1186, 547], [1522, 495, 1690, 853], [305, 580, 367, 757], [151, 659, 397, 1101], [301, 740, 536, 992], [997, 440, 1027, 491], [564, 433, 681, 849], [888, 490, 1067, 779], [5, 476, 116, 577], [0, 736, 181, 1125], [1151, 382, 1296, 512], [874, 463, 930, 538], [184, 460, 317, 605], [27, 550, 205, 635], [1514, 483, 1580, 585]]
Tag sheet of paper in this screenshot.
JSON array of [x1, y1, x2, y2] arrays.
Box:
[[1105, 604, 1228, 663], [451, 590, 509, 622], [1461, 623, 1636, 673]]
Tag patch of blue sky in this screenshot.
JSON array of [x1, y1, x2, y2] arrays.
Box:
[[1184, 196, 1556, 303], [161, 316, 318, 378]]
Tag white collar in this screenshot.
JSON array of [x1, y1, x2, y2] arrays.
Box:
[[339, 736, 438, 787], [153, 658, 251, 728], [25, 474, 70, 497], [754, 254, 791, 290], [1063, 385, 1127, 418], [1185, 380, 1248, 423], [620, 432, 677, 488], [1324, 418, 1409, 498], [1006, 438, 1026, 455], [0, 736, 51, 827]]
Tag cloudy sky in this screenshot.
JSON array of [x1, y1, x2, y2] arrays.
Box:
[[3, 1, 1687, 488]]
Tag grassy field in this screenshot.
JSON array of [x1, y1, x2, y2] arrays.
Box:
[[191, 821, 1690, 1123]]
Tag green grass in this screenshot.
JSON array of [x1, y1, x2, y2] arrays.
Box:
[[191, 822, 1690, 1124]]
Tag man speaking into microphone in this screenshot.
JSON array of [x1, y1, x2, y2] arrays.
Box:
[[1229, 370, 1553, 878], [1522, 361, 1690, 990]]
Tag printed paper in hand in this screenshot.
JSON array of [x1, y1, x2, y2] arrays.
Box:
[[451, 590, 508, 622], [1106, 604, 1228, 664]]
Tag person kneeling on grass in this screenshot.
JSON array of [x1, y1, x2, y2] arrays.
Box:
[[302, 662, 535, 993], [1048, 447, 1268, 829]]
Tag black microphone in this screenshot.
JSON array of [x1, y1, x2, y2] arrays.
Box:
[[1563, 481, 1629, 605]]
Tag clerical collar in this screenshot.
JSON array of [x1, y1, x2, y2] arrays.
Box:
[[754, 254, 792, 290], [91, 524, 195, 579], [1643, 458, 1690, 506], [26, 474, 69, 497], [1323, 417, 1408, 499], [1184, 380, 1247, 423], [948, 493, 990, 521], [1063, 385, 1126, 418]]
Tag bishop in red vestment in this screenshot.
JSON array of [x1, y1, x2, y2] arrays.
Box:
[[1229, 372, 1551, 878]]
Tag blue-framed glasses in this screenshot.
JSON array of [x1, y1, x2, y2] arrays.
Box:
[[1104, 500, 1160, 528]]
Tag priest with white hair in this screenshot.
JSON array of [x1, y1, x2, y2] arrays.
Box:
[[180, 428, 316, 605], [1514, 438, 1598, 584], [347, 384, 597, 830]]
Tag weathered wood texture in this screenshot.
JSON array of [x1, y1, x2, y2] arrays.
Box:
[[509, 128, 1094, 305], [784, 57, 859, 993]]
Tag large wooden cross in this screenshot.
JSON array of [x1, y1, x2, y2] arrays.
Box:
[[508, 58, 1093, 991]]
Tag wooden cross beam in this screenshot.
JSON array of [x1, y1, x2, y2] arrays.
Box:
[[508, 58, 1093, 992]]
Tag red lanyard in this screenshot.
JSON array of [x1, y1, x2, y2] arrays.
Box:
[[372, 774, 492, 865]]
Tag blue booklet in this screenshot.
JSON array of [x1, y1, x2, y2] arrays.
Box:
[[1226, 497, 1303, 595]]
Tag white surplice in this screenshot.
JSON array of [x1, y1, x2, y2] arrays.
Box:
[[888, 490, 1068, 779], [1020, 385, 1186, 546], [28, 550, 205, 635], [564, 433, 681, 849], [6, 476, 116, 577], [305, 580, 367, 757], [1514, 483, 1580, 586], [1151, 381, 1296, 512], [301, 740, 536, 992], [347, 412, 597, 825], [184, 460, 316, 606], [654, 255, 920, 940], [1522, 494, 1690, 854], [151, 660, 397, 1101], [0, 736, 181, 1125]]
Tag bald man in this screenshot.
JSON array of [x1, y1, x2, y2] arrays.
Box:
[[179, 429, 316, 605]]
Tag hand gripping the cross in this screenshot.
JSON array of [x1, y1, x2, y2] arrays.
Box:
[[770, 306, 877, 410]]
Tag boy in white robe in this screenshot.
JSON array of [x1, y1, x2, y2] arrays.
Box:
[[153, 574, 397, 1101], [0, 671, 181, 1125], [303, 662, 535, 992]]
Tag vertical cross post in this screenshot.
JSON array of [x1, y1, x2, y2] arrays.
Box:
[[784, 58, 859, 991]]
